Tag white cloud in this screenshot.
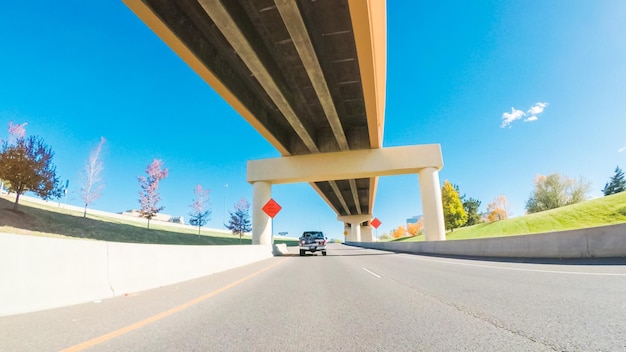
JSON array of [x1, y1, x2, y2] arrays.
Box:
[[524, 116, 538, 122], [619, 146, 626, 153], [501, 101, 548, 128], [527, 102, 548, 116], [501, 107, 525, 128]]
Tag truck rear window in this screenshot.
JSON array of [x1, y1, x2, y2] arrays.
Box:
[[302, 231, 324, 239]]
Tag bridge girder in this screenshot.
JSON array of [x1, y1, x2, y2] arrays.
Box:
[[123, 0, 386, 218]]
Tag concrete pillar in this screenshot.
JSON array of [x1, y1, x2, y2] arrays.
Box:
[[252, 181, 272, 245], [418, 167, 446, 241], [353, 224, 361, 242], [338, 215, 372, 242], [343, 223, 352, 242], [361, 225, 374, 242]]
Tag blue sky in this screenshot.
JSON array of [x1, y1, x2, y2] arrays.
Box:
[[1, 1, 625, 239]]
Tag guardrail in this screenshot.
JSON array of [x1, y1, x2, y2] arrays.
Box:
[[346, 223, 626, 258]]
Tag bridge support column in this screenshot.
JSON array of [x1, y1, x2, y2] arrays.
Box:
[[252, 181, 272, 245], [353, 224, 361, 242], [361, 224, 375, 242], [343, 223, 352, 242], [418, 167, 446, 241], [338, 215, 372, 242]]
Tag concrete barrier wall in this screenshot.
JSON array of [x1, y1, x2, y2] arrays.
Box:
[[0, 233, 274, 316], [347, 223, 626, 258]]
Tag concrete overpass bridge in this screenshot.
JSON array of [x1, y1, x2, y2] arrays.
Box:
[[123, 0, 445, 244]]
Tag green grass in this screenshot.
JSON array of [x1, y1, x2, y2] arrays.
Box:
[[394, 191, 626, 242], [0, 195, 299, 246], [7, 191, 626, 245]]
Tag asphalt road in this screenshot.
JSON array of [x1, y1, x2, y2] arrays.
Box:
[[2, 243, 626, 351]]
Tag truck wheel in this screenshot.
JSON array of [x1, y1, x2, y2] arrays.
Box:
[[322, 251, 327, 256], [299, 249, 305, 256]]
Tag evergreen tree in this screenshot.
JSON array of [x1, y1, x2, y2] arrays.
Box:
[[602, 166, 626, 196], [462, 197, 482, 226], [453, 184, 482, 227]]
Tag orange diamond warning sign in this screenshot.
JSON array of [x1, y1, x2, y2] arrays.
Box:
[[262, 198, 282, 218]]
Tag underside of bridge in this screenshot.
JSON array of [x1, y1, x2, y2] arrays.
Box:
[[123, 0, 386, 221]]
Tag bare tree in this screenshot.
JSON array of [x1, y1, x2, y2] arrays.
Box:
[[80, 137, 106, 218]]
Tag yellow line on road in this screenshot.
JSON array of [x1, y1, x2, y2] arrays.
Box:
[[60, 257, 288, 352]]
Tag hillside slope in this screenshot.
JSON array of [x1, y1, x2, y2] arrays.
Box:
[[397, 191, 626, 242], [0, 196, 298, 246]]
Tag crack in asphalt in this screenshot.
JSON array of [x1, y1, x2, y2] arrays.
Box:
[[387, 277, 566, 351]]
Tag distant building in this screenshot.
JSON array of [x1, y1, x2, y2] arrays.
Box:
[[406, 215, 423, 225], [120, 210, 183, 224], [169, 216, 184, 224]]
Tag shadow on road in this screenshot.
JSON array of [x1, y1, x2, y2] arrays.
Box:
[[283, 244, 396, 257], [295, 252, 395, 257]]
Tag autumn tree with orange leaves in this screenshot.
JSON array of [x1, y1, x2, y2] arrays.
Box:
[[407, 218, 424, 236], [486, 195, 508, 222], [392, 225, 406, 238]]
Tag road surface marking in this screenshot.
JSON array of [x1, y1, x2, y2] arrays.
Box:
[[362, 267, 382, 278], [60, 258, 289, 352], [406, 255, 626, 276]]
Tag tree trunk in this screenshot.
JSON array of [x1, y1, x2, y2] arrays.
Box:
[[83, 205, 88, 218], [13, 193, 21, 211], [147, 218, 151, 229]]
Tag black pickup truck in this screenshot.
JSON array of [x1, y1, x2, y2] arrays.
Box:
[[299, 231, 327, 256]]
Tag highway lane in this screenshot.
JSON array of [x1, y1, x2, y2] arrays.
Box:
[[2, 243, 626, 351]]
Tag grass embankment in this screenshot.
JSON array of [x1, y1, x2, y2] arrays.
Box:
[[0, 196, 299, 246], [394, 191, 626, 242]]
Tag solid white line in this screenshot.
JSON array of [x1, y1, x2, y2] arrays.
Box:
[[362, 267, 382, 278], [404, 255, 626, 277]]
